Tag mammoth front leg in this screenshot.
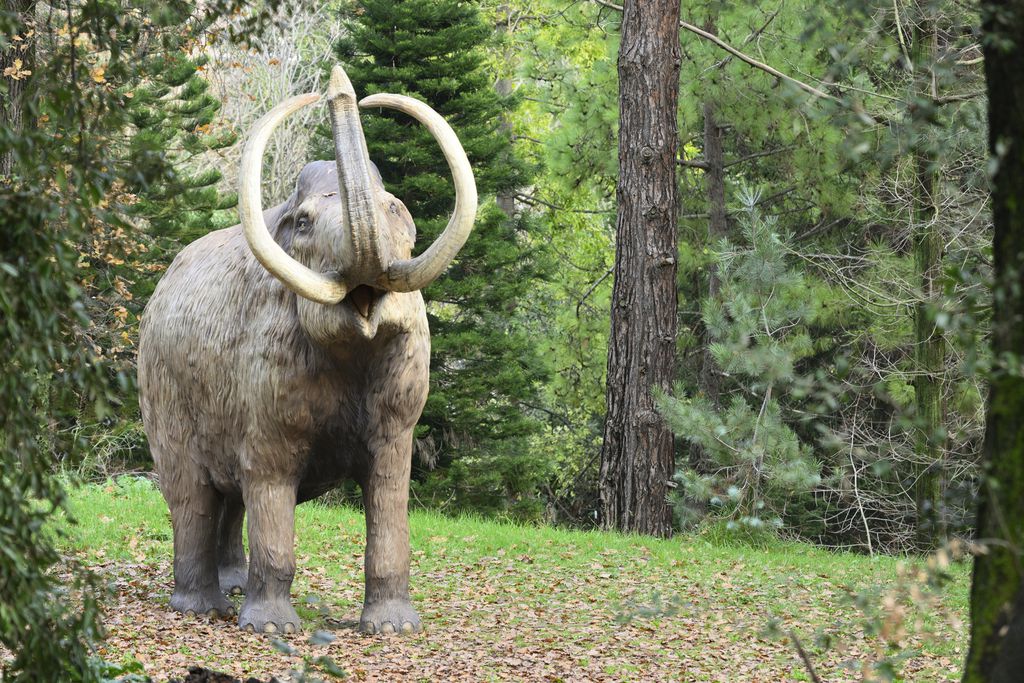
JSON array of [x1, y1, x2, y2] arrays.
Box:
[[359, 430, 420, 635], [238, 479, 301, 633]]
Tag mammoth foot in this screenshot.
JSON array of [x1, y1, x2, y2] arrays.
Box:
[[239, 598, 301, 634], [359, 599, 421, 635], [170, 588, 235, 620], [219, 564, 248, 595]]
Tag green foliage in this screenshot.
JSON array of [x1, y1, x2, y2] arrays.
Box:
[[485, 0, 621, 521], [0, 1, 281, 678], [335, 0, 551, 518], [2, 2, 139, 675], [71, 12, 239, 484], [126, 48, 238, 245], [657, 0, 990, 551], [660, 193, 827, 533]]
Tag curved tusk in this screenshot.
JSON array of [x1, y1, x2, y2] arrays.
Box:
[[358, 93, 478, 293], [238, 93, 348, 304]]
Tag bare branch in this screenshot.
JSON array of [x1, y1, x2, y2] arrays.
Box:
[[679, 147, 793, 171], [789, 631, 824, 683], [591, 0, 838, 102], [934, 90, 985, 104], [515, 192, 613, 215], [677, 157, 710, 170], [576, 267, 614, 318], [724, 146, 796, 167]]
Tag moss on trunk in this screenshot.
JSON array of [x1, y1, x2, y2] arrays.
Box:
[[963, 0, 1024, 679]]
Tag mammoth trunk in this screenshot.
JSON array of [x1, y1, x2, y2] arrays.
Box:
[[327, 65, 388, 285]]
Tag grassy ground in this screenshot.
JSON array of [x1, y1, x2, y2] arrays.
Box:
[[55, 478, 969, 682]]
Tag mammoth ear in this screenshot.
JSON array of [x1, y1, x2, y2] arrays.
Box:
[[271, 191, 300, 254]]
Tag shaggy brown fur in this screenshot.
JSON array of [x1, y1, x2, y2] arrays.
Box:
[[139, 161, 428, 634]]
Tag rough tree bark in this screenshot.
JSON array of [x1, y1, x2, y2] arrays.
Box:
[[910, 13, 946, 549], [1, 0, 34, 178], [599, 0, 680, 537], [962, 0, 1024, 680]]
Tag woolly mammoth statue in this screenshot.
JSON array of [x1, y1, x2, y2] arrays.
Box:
[[138, 65, 476, 635]]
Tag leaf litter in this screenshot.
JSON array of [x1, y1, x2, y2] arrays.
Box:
[[57, 490, 967, 682]]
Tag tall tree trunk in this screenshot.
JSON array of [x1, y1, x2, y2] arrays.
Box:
[[962, 0, 1024, 680], [689, 100, 727, 475], [599, 0, 680, 538], [698, 100, 727, 406], [494, 5, 515, 218], [910, 11, 946, 549], [1, 0, 34, 178]]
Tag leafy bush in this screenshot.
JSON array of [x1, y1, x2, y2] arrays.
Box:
[[0, 2, 282, 678]]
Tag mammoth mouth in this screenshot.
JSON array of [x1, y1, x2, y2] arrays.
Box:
[[343, 284, 385, 319]]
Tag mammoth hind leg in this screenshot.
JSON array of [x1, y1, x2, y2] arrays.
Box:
[[217, 495, 248, 595], [166, 480, 234, 619]]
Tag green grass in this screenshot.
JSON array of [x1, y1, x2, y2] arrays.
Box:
[[55, 477, 972, 681]]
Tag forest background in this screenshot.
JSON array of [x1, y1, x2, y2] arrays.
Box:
[[28, 0, 988, 554], [1, 0, 1015, 679]]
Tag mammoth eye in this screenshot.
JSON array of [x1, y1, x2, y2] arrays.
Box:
[[295, 216, 312, 233], [388, 202, 399, 215]]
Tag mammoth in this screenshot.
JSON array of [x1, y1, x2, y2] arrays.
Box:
[[138, 65, 476, 635]]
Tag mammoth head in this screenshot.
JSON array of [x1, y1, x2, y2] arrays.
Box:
[[237, 65, 477, 314]]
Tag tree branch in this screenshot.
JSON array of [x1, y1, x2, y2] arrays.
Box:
[[725, 146, 795, 167], [795, 216, 849, 241], [789, 631, 823, 683], [934, 90, 985, 104], [677, 157, 710, 170], [591, 0, 838, 102], [577, 267, 614, 318], [679, 146, 793, 171], [515, 193, 613, 215], [712, 3, 783, 71]]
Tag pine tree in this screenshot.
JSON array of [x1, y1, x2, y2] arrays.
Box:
[[67, 24, 241, 476], [658, 191, 827, 534], [598, 0, 681, 537], [334, 0, 550, 517], [126, 50, 238, 254]]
